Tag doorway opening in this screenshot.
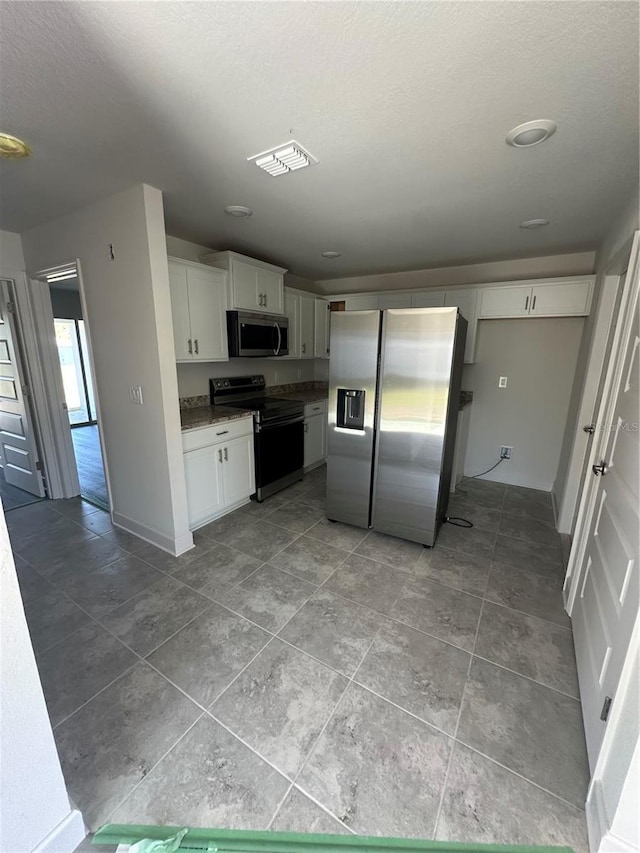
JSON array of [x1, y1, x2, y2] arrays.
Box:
[[49, 276, 108, 508]]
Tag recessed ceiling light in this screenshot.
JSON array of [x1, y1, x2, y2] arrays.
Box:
[[248, 140, 318, 177], [224, 205, 253, 219], [506, 120, 557, 148], [321, 251, 341, 259], [520, 218, 550, 229], [0, 132, 31, 159]]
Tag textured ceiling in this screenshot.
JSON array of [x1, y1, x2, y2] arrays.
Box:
[[0, 1, 638, 279]]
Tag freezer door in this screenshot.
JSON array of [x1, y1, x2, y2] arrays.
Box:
[[327, 310, 381, 529], [372, 307, 462, 546]]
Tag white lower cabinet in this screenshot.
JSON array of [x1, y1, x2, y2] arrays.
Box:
[[182, 417, 255, 529], [304, 401, 327, 469]]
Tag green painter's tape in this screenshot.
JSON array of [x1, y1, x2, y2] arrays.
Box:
[[92, 824, 574, 853]]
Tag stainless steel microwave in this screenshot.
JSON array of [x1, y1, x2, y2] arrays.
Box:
[[227, 311, 289, 357]]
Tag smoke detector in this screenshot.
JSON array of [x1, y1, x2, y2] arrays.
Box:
[[248, 140, 318, 176], [225, 205, 253, 219]]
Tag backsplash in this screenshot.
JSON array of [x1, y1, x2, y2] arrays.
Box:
[[179, 380, 328, 409], [176, 358, 323, 398]]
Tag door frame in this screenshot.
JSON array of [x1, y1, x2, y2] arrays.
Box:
[[564, 232, 639, 614]]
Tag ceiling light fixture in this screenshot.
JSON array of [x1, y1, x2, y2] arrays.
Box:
[[224, 205, 253, 219], [248, 140, 318, 177], [506, 120, 557, 148], [520, 218, 550, 229], [321, 251, 341, 259], [0, 132, 31, 159]]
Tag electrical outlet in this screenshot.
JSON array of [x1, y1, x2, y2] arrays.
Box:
[[500, 445, 513, 459], [129, 386, 144, 405], [499, 376, 508, 388], [273, 370, 279, 383]]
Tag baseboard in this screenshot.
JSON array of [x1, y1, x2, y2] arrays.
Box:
[[112, 511, 194, 557], [189, 496, 251, 532], [587, 778, 608, 852], [304, 458, 326, 473], [31, 808, 86, 853], [597, 831, 638, 852]]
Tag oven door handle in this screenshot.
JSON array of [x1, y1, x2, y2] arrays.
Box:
[[255, 415, 304, 433], [273, 322, 282, 356]]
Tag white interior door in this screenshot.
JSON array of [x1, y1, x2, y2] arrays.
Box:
[[572, 252, 639, 769], [0, 281, 45, 496]]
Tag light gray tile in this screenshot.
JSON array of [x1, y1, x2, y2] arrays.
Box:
[[13, 558, 54, 604], [356, 621, 470, 734], [48, 498, 101, 522], [216, 564, 316, 631], [237, 492, 295, 518], [147, 603, 270, 706], [298, 485, 327, 513], [37, 623, 137, 727], [172, 543, 262, 594], [446, 498, 502, 533], [486, 561, 570, 626], [503, 485, 555, 524], [100, 576, 212, 656], [475, 602, 579, 696], [324, 554, 408, 614], [59, 554, 165, 617], [457, 658, 589, 808], [196, 510, 262, 544], [8, 502, 80, 550], [437, 743, 588, 852], [354, 530, 424, 571], [279, 589, 382, 676], [298, 684, 451, 837], [456, 478, 505, 509], [133, 540, 214, 575], [268, 535, 349, 585], [416, 546, 491, 596], [99, 527, 147, 554], [16, 524, 105, 577], [24, 589, 90, 652], [54, 662, 200, 830], [77, 511, 114, 536], [223, 520, 299, 562], [498, 514, 561, 549], [110, 715, 289, 829], [212, 640, 347, 778], [435, 522, 495, 560], [268, 503, 324, 534], [493, 534, 565, 580], [306, 518, 368, 551], [271, 787, 349, 834], [391, 576, 482, 651]]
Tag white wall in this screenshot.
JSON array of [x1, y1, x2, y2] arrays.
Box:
[[318, 250, 595, 296], [21, 185, 192, 554], [177, 358, 317, 398], [463, 317, 584, 491], [0, 229, 26, 271], [0, 506, 85, 853]]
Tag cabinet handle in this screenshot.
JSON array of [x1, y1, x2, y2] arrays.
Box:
[[532, 295, 537, 311], [302, 342, 306, 354], [188, 338, 193, 354], [194, 338, 199, 354], [524, 296, 529, 311], [216, 430, 229, 436], [224, 447, 228, 461], [264, 293, 268, 307], [304, 423, 308, 433], [218, 449, 223, 463]]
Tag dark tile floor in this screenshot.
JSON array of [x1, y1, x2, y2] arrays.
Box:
[[71, 424, 108, 508], [9, 469, 589, 850], [0, 466, 43, 511]]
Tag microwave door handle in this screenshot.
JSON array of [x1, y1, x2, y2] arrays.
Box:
[[273, 322, 281, 355]]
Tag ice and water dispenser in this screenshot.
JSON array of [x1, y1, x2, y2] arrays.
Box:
[[337, 389, 365, 430]]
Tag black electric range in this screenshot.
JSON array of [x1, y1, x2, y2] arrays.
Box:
[[210, 375, 305, 500]]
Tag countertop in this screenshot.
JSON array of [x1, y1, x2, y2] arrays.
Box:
[[274, 388, 328, 404], [180, 405, 255, 432]]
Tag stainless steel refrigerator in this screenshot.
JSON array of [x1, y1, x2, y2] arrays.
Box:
[[326, 307, 467, 547]]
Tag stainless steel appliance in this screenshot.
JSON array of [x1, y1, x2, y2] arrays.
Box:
[[227, 311, 289, 357], [327, 307, 467, 547], [210, 375, 303, 500]]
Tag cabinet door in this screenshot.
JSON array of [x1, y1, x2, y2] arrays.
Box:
[[221, 433, 255, 507], [314, 299, 330, 358], [445, 288, 478, 363], [411, 291, 446, 308], [304, 413, 326, 468], [283, 290, 300, 358], [168, 261, 192, 361], [530, 281, 592, 316], [187, 267, 229, 361], [299, 295, 315, 358], [378, 293, 412, 309], [478, 285, 532, 318], [231, 259, 260, 310], [345, 294, 379, 310], [184, 445, 225, 527], [258, 268, 284, 315]]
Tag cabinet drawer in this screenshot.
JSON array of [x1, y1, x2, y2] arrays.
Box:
[[182, 416, 253, 452], [304, 400, 327, 418]]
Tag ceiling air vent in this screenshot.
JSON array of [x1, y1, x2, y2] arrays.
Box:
[[248, 140, 318, 177]]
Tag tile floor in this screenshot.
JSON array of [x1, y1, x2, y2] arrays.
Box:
[[9, 467, 589, 851]]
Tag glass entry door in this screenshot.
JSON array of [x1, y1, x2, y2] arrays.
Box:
[[54, 318, 97, 426]]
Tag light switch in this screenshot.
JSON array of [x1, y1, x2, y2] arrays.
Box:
[[499, 376, 508, 388], [129, 386, 144, 405]]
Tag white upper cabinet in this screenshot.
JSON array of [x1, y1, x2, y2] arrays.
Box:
[[478, 285, 532, 318], [444, 288, 478, 364], [168, 258, 228, 362], [201, 251, 286, 315], [411, 291, 446, 308], [479, 278, 594, 319], [299, 294, 315, 358], [345, 294, 379, 310], [283, 289, 300, 358], [379, 293, 412, 309], [282, 289, 315, 359], [314, 299, 331, 358]]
